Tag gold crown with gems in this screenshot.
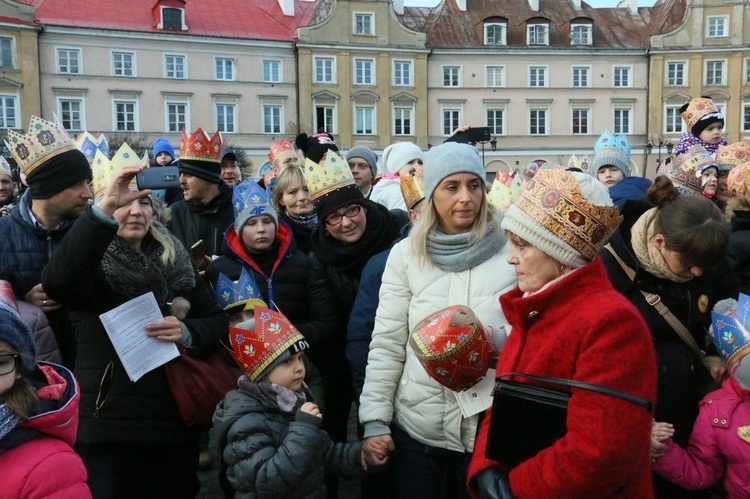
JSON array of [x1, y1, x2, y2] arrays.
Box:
[[302, 151, 356, 201], [6, 115, 77, 177]]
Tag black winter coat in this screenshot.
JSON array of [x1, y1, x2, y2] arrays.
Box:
[[727, 210, 750, 295], [279, 212, 314, 255], [42, 207, 228, 446], [168, 183, 234, 256]]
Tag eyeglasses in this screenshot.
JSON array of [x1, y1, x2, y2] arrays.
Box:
[[324, 204, 362, 227], [0, 353, 20, 376]]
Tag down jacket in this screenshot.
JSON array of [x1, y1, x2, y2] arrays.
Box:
[[358, 237, 516, 452]]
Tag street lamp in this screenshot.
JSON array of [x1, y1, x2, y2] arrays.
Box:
[[490, 137, 497, 152], [647, 137, 673, 165]]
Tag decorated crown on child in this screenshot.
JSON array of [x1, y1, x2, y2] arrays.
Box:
[[399, 164, 425, 210], [215, 268, 267, 313], [488, 169, 525, 213], [716, 142, 750, 171], [6, 115, 77, 177], [681, 98, 721, 131], [76, 132, 109, 164], [711, 294, 750, 369], [567, 154, 591, 175]]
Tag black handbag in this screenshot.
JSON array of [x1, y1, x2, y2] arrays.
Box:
[[485, 372, 653, 467]]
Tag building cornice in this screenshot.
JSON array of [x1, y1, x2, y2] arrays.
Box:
[[430, 47, 648, 57], [296, 42, 430, 54], [649, 46, 750, 56]]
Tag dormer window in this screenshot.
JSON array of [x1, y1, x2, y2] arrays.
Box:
[[570, 24, 592, 45], [484, 22, 507, 45], [527, 24, 549, 46], [158, 6, 187, 30]]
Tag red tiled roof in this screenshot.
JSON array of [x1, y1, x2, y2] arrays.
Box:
[[31, 0, 318, 41], [0, 15, 40, 27]]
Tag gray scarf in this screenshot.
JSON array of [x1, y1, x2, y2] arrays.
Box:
[[425, 222, 504, 272]]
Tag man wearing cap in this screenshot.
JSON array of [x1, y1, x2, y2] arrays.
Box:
[[0, 116, 93, 367], [220, 149, 242, 187]]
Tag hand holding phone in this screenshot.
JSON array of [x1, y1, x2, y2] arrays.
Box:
[[136, 166, 181, 190]]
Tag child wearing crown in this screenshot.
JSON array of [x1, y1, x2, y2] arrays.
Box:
[[673, 97, 729, 158], [650, 296, 750, 498]]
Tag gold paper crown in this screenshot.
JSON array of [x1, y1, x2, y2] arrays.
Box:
[[75, 132, 109, 164], [488, 169, 525, 213], [681, 98, 720, 131], [302, 151, 355, 201], [91, 143, 148, 199], [675, 145, 716, 176], [668, 148, 704, 196], [567, 154, 591, 175], [716, 142, 750, 170], [514, 170, 623, 261], [0, 156, 11, 177], [6, 115, 77, 177], [399, 165, 425, 210], [728, 162, 750, 199], [180, 127, 222, 164]]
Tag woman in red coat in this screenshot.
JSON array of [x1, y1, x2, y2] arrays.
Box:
[[468, 170, 658, 498]]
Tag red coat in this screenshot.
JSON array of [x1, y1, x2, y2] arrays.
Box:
[[0, 363, 90, 499], [468, 258, 658, 498]]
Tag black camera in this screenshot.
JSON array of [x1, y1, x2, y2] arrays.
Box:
[[445, 126, 492, 144], [136, 166, 181, 190]]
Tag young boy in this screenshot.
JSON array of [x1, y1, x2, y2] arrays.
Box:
[[592, 131, 651, 207], [151, 137, 183, 205], [673, 96, 728, 158]]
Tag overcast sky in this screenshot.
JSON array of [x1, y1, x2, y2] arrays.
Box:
[[403, 0, 658, 6]]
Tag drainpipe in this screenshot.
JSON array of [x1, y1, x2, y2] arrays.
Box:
[[294, 41, 300, 135]]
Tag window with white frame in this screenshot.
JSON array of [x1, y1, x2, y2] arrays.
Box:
[[529, 108, 547, 135], [572, 66, 589, 87], [112, 52, 135, 77], [114, 100, 137, 131], [313, 56, 335, 83], [570, 24, 592, 45], [666, 61, 685, 86], [166, 102, 188, 132], [706, 16, 727, 38], [164, 54, 186, 79], [393, 60, 412, 86], [0, 94, 18, 129], [487, 109, 504, 135], [613, 66, 631, 87], [613, 108, 631, 135], [263, 105, 282, 134], [572, 108, 589, 135], [527, 24, 549, 45], [743, 103, 750, 133], [215, 58, 234, 81], [442, 108, 461, 136], [263, 60, 281, 83], [529, 66, 547, 87], [443, 66, 460, 87], [217, 103, 237, 133], [58, 98, 84, 131], [0, 37, 14, 69], [353, 13, 374, 35], [160, 7, 185, 30], [486, 66, 504, 87], [57, 48, 81, 74], [484, 23, 506, 45], [354, 106, 374, 135], [354, 58, 374, 85], [394, 107, 413, 136], [705, 60, 725, 86], [665, 105, 684, 134], [315, 106, 335, 134]]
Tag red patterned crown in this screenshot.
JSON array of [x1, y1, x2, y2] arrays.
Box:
[[681, 97, 721, 131], [6, 115, 77, 177], [728, 162, 750, 199], [180, 127, 222, 164], [716, 142, 750, 171], [268, 139, 295, 164]]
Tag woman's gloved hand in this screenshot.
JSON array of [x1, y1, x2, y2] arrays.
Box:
[[476, 467, 512, 499]]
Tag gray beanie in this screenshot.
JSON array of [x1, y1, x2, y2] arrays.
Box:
[[345, 146, 378, 178], [382, 142, 424, 173], [424, 143, 486, 201], [592, 131, 631, 178]]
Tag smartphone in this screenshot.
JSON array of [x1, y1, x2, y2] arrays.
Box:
[[445, 126, 492, 144], [191, 239, 207, 271], [136, 166, 181, 190]]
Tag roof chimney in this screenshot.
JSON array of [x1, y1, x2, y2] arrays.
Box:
[[278, 0, 294, 16], [571, 0, 581, 9], [528, 0, 539, 11], [455, 0, 466, 12], [617, 0, 638, 14], [393, 0, 404, 15]]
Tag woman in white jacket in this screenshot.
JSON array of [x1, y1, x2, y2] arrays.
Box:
[[358, 142, 516, 499]]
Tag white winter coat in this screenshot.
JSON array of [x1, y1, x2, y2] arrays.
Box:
[[369, 179, 407, 211], [358, 236, 516, 453]]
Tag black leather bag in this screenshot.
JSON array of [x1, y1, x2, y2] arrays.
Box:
[[485, 372, 653, 467]]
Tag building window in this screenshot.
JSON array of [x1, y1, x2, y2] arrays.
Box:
[[665, 106, 684, 134], [263, 105, 282, 134], [666, 61, 685, 86], [706, 16, 727, 38], [215, 58, 234, 81], [217, 104, 236, 133], [314, 56, 335, 83], [486, 66, 504, 87], [529, 66, 547, 87], [394, 107, 413, 136], [263, 60, 281, 83], [161, 7, 185, 30], [353, 13, 374, 35], [570, 24, 592, 45], [484, 23, 506, 45], [0, 95, 18, 129], [614, 108, 631, 135], [614, 66, 631, 87], [354, 106, 375, 135], [114, 100, 137, 131], [529, 108, 547, 135], [743, 103, 750, 133], [112, 52, 135, 77], [58, 98, 84, 131], [442, 108, 461, 136], [746, 58, 750, 84], [527, 24, 549, 45], [164, 54, 186, 79], [57, 48, 81, 75], [354, 58, 374, 85], [0, 37, 14, 69], [315, 106, 335, 134], [443, 66, 460, 87], [572, 66, 589, 87], [706, 60, 725, 86], [487, 109, 504, 135], [572, 108, 589, 135], [166, 102, 188, 132], [393, 60, 413, 86]]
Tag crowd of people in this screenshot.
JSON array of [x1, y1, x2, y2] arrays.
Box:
[[1, 94, 750, 499]]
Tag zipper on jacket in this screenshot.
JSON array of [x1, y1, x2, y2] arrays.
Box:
[[94, 361, 114, 418], [266, 277, 275, 308], [46, 233, 53, 260]]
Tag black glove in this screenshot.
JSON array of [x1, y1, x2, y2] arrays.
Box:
[[476, 467, 512, 499]]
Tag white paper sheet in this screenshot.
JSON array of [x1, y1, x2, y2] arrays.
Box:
[[454, 369, 496, 418], [99, 292, 179, 382]]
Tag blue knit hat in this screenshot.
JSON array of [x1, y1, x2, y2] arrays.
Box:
[[423, 143, 486, 202], [0, 302, 37, 375], [592, 131, 631, 178], [153, 138, 175, 162]]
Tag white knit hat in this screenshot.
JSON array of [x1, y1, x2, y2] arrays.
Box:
[[382, 142, 424, 174]]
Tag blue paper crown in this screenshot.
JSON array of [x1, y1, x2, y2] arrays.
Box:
[[215, 268, 267, 312], [232, 180, 269, 219], [78, 135, 110, 163], [594, 131, 631, 156], [710, 292, 750, 367]]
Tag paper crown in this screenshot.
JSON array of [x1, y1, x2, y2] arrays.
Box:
[[268, 139, 295, 164], [514, 169, 623, 261], [302, 150, 355, 201], [677, 145, 717, 177], [681, 98, 721, 131], [594, 131, 631, 156], [228, 306, 309, 381], [0, 156, 11, 177], [409, 305, 496, 392], [0, 280, 18, 313], [233, 180, 271, 220], [716, 142, 750, 171], [567, 154, 592, 175], [215, 268, 267, 313], [488, 169, 525, 213], [6, 115, 77, 177], [399, 164, 425, 210], [91, 143, 148, 199], [710, 293, 750, 368], [263, 168, 277, 188], [180, 127, 222, 164], [667, 151, 704, 197], [727, 162, 750, 198], [75, 132, 109, 164]]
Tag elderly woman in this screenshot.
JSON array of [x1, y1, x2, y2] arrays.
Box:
[[271, 166, 316, 254], [358, 142, 516, 498], [468, 170, 658, 498], [42, 163, 227, 498]]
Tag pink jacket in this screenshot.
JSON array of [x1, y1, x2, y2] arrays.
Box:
[[653, 378, 750, 498], [0, 363, 91, 499]]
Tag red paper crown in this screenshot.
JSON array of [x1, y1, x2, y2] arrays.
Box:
[[180, 127, 222, 164], [268, 139, 295, 164]]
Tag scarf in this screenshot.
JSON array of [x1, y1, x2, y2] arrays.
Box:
[[425, 222, 504, 272], [0, 403, 19, 443], [630, 207, 691, 283], [285, 210, 318, 231], [241, 378, 308, 417], [101, 222, 196, 307]]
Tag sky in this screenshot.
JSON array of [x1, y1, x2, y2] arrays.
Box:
[[403, 0, 658, 6]]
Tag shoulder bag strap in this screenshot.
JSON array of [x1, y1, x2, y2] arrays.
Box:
[[499, 372, 653, 413], [603, 244, 705, 359]]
